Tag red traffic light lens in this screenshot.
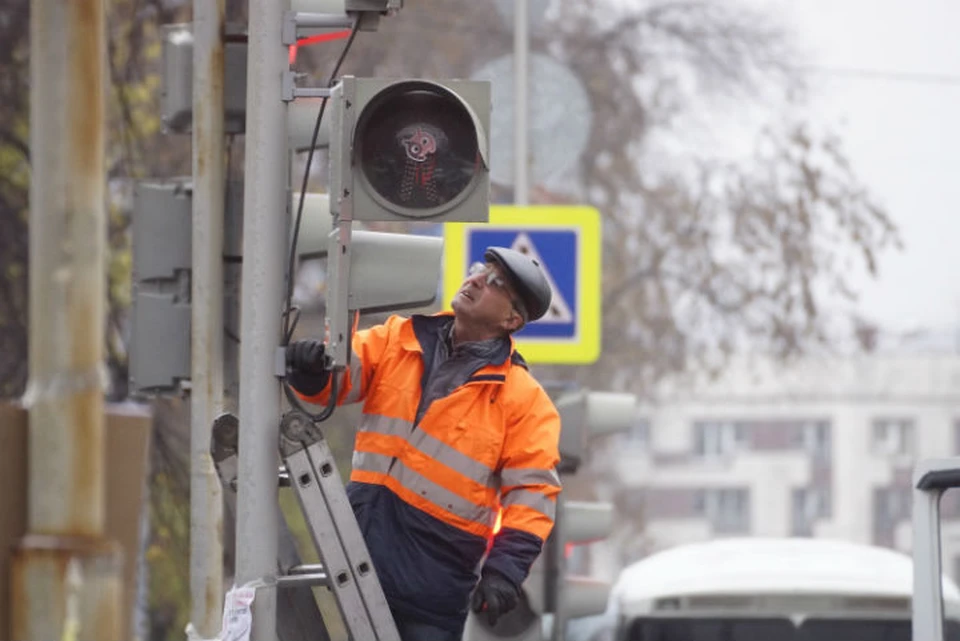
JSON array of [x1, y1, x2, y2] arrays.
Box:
[[356, 84, 481, 215]]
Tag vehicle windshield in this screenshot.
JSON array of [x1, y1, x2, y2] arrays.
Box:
[[624, 617, 960, 641]]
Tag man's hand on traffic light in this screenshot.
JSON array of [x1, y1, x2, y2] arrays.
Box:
[[285, 339, 330, 395]]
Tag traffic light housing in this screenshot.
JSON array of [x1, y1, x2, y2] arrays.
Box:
[[129, 181, 193, 393], [561, 501, 616, 620], [323, 223, 444, 368], [293, 192, 333, 259], [327, 76, 490, 223], [556, 390, 638, 474], [321, 75, 488, 366], [551, 390, 637, 628], [160, 23, 248, 134]]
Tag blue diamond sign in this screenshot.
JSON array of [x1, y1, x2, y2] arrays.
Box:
[[443, 205, 601, 364]]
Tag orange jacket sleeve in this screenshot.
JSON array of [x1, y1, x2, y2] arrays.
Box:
[[485, 379, 562, 585], [294, 315, 404, 406]]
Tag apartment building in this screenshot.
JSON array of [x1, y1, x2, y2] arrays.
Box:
[[587, 352, 960, 582]]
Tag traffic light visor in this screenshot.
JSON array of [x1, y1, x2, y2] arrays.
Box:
[[355, 81, 488, 218]]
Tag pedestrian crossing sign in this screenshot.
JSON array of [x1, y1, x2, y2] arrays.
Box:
[[443, 205, 601, 364]]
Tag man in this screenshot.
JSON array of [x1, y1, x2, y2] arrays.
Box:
[[286, 246, 562, 640]]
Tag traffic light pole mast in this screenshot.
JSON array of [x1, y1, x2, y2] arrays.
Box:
[[514, 0, 530, 205], [236, 0, 289, 638], [190, 0, 227, 634]]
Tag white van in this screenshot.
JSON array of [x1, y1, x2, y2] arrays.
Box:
[[601, 537, 960, 641]]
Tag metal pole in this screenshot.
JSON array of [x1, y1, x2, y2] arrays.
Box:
[[912, 486, 945, 641], [237, 0, 288, 637], [549, 497, 566, 641], [13, 0, 123, 638], [513, 0, 530, 205], [190, 0, 226, 635]]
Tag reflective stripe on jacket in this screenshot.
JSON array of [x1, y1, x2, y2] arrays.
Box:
[[297, 312, 562, 629]]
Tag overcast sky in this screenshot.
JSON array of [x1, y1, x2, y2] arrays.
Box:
[[760, 0, 960, 341]]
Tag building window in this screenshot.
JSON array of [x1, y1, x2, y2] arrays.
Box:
[[621, 418, 650, 448], [641, 487, 702, 520], [874, 487, 911, 527], [695, 488, 751, 534], [693, 420, 746, 458], [801, 421, 832, 459], [873, 486, 911, 547], [872, 418, 915, 457], [791, 487, 831, 537]]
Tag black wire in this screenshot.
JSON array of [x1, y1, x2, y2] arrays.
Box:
[[283, 17, 362, 342], [282, 17, 361, 424], [284, 370, 340, 423], [282, 306, 302, 346]]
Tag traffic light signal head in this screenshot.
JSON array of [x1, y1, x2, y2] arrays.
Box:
[[129, 181, 193, 394], [556, 390, 637, 473], [324, 225, 444, 368], [329, 76, 490, 223], [558, 502, 616, 621], [562, 501, 614, 548]]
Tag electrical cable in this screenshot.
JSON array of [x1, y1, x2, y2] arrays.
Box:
[[281, 16, 361, 424], [284, 16, 361, 342], [284, 371, 340, 423]]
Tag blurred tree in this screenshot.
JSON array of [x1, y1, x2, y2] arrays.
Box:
[[0, 0, 30, 397], [146, 398, 192, 641]]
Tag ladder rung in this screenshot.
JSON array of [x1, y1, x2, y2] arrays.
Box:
[[278, 571, 329, 588], [288, 563, 326, 575]]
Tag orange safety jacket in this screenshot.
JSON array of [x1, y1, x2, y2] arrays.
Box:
[[296, 312, 562, 629]]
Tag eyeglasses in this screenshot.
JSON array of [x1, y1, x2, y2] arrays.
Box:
[[468, 262, 509, 289], [467, 262, 527, 320]]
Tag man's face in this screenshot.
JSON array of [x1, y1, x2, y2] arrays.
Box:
[[451, 262, 524, 333]]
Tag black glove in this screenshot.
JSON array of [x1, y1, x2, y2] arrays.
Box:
[[470, 568, 520, 627], [285, 339, 330, 395]]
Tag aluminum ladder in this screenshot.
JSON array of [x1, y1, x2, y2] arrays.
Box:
[[212, 410, 400, 641]]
